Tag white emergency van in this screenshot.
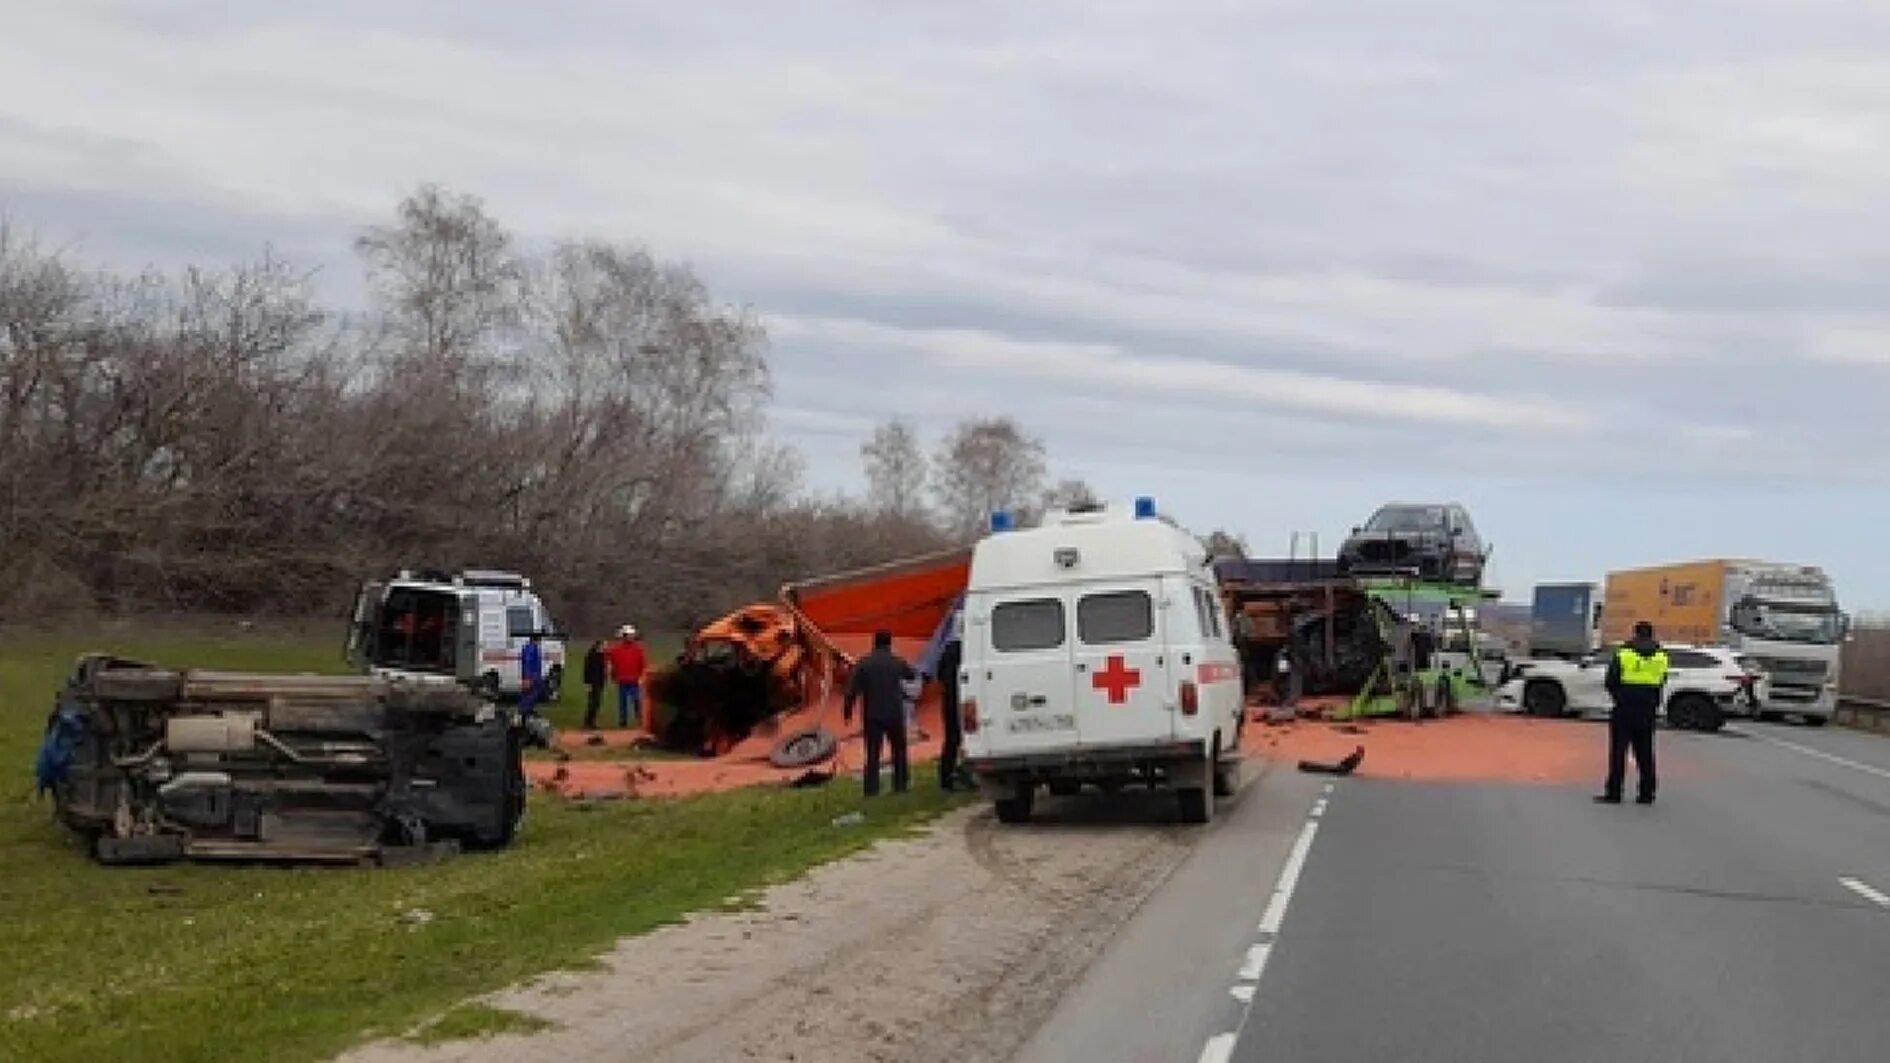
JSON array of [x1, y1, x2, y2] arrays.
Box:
[[960, 499, 1245, 824], [345, 569, 567, 700]]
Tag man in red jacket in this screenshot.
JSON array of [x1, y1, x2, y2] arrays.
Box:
[[607, 625, 648, 729]]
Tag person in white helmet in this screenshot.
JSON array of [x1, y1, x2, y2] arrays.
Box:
[[607, 624, 648, 728]]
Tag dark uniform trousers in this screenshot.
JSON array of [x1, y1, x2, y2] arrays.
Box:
[[1605, 705, 1657, 800], [863, 716, 910, 796]]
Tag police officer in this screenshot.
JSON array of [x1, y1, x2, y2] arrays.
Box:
[[1598, 620, 1668, 805]]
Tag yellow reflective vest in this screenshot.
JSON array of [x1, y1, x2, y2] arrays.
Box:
[[1615, 647, 1669, 687]]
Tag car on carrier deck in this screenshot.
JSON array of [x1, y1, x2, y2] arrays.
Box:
[[1498, 644, 1765, 732], [960, 498, 1245, 824], [1337, 502, 1488, 587], [346, 569, 567, 701]]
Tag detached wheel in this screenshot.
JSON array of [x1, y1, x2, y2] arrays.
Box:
[[768, 726, 838, 769], [994, 787, 1035, 824], [1523, 680, 1567, 718]]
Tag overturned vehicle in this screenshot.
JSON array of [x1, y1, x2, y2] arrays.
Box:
[[35, 654, 531, 865]]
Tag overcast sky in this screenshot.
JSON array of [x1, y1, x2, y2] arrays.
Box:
[[3, 1, 1886, 607]]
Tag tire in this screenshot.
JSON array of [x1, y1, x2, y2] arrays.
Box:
[[1523, 680, 1567, 718], [768, 726, 839, 769], [994, 788, 1034, 824], [1801, 715, 1829, 728], [1213, 762, 1238, 797], [1668, 694, 1723, 733], [1178, 785, 1213, 824], [1758, 711, 1785, 723], [1047, 780, 1081, 798]]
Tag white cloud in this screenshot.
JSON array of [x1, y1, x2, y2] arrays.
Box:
[[768, 314, 1592, 433]]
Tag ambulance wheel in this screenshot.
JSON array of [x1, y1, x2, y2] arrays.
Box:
[[1212, 736, 1237, 797], [1178, 785, 1213, 824], [994, 788, 1034, 824]]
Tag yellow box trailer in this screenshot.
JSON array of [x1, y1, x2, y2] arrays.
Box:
[[1601, 560, 1734, 647]]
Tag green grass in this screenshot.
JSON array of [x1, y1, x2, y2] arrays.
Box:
[[405, 1003, 554, 1045], [0, 629, 966, 1063]]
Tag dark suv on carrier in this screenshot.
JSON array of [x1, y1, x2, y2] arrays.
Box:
[[1337, 502, 1487, 587]]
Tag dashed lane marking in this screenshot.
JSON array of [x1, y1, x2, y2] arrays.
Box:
[[1840, 876, 1890, 908], [1200, 790, 1330, 1063]]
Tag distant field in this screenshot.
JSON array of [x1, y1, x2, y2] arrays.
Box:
[[0, 627, 960, 1063]]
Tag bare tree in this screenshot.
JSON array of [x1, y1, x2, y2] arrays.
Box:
[[860, 418, 928, 520], [1201, 529, 1249, 559], [355, 184, 522, 383], [1041, 476, 1101, 512], [932, 416, 1047, 537]]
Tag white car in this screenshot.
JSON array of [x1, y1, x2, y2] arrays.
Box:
[[1498, 645, 1766, 733]]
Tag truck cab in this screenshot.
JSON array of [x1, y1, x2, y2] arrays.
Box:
[[346, 569, 567, 700], [961, 499, 1244, 824]]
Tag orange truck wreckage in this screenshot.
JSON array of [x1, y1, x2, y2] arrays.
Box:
[[528, 549, 972, 799]]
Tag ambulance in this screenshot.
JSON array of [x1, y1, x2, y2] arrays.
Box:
[[960, 498, 1245, 824], [345, 569, 567, 701]]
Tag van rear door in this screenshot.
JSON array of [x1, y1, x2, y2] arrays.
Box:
[[981, 594, 1078, 753], [1071, 582, 1172, 748]]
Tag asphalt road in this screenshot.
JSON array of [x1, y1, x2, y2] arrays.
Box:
[[1015, 719, 1890, 1063]]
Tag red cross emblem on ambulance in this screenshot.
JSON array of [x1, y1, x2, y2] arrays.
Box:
[[1091, 655, 1142, 704]]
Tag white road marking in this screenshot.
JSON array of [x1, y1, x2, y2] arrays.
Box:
[[1258, 820, 1320, 934], [1236, 942, 1272, 981], [1203, 792, 1331, 1063], [1199, 1032, 1237, 1063], [1739, 730, 1890, 781], [1840, 877, 1890, 908]]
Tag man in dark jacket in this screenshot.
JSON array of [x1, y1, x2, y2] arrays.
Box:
[[581, 640, 607, 731], [1599, 621, 1669, 805], [934, 635, 965, 791], [845, 629, 917, 796]]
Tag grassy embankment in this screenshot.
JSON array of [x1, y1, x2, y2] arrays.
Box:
[[0, 627, 962, 1063]]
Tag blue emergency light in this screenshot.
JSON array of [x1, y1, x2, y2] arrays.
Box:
[[1134, 496, 1157, 519], [990, 510, 1014, 532]]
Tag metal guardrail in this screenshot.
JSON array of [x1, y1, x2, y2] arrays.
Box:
[[1837, 695, 1890, 733]]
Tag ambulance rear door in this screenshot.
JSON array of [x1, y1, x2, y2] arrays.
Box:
[[978, 592, 1079, 754], [1070, 580, 1174, 748]]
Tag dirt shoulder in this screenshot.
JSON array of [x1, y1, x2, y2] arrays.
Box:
[[342, 792, 1199, 1063]]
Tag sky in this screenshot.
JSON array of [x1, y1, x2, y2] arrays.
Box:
[[1, 0, 1885, 607]]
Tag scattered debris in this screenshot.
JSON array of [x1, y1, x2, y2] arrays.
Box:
[[1298, 746, 1366, 776], [830, 812, 866, 828], [400, 908, 436, 928]]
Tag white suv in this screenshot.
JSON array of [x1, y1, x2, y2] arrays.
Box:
[[1498, 645, 1765, 733]]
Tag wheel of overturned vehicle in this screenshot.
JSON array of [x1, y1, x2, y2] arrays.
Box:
[[1523, 680, 1567, 718], [1177, 784, 1213, 825], [768, 726, 839, 769], [994, 788, 1035, 824], [1047, 780, 1082, 798]]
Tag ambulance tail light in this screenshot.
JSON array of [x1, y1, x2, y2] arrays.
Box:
[[962, 697, 980, 734], [1179, 680, 1199, 716]]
